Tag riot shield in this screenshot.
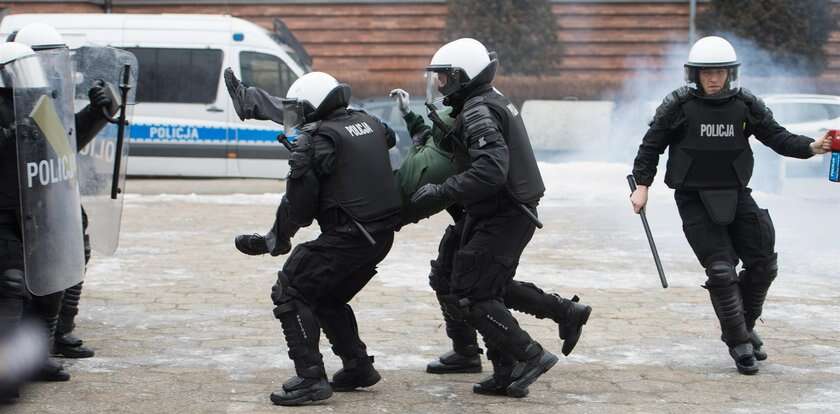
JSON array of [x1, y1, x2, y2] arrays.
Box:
[[15, 84, 85, 296], [73, 46, 138, 255]]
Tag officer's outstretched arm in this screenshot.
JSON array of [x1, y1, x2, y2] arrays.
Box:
[[224, 68, 284, 124], [741, 90, 814, 159], [440, 103, 509, 205]]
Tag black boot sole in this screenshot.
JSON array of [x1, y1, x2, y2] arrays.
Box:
[[426, 364, 482, 374], [506, 352, 558, 398], [331, 371, 381, 392], [560, 304, 592, 356], [473, 378, 518, 397], [53, 345, 95, 359], [270, 387, 333, 406], [736, 363, 759, 375]]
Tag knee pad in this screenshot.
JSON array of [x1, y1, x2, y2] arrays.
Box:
[[271, 271, 307, 319], [0, 269, 25, 300], [437, 293, 465, 321], [742, 254, 778, 285], [704, 261, 738, 288]]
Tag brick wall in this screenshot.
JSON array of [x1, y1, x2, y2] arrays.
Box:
[[3, 1, 840, 99]]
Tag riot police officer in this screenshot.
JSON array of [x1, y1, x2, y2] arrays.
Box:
[[226, 70, 403, 406], [0, 41, 77, 395], [411, 38, 566, 398], [630, 36, 834, 375], [389, 87, 592, 376], [10, 23, 119, 360]]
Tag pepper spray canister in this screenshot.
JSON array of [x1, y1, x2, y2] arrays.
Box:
[[830, 130, 840, 183]]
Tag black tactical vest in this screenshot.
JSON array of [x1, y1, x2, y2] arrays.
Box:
[[315, 110, 402, 224], [479, 90, 545, 204], [665, 98, 753, 189]]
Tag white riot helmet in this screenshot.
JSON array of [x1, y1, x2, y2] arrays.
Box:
[[9, 22, 67, 51], [0, 42, 49, 89], [281, 71, 351, 134], [425, 38, 498, 104], [684, 36, 740, 99]]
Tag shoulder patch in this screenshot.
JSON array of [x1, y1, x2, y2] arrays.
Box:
[[462, 103, 503, 148], [506, 103, 519, 117]]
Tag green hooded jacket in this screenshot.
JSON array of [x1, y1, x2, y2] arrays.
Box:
[[396, 108, 458, 224]]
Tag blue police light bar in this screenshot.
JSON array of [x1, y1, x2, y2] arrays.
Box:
[[233, 33, 244, 42]]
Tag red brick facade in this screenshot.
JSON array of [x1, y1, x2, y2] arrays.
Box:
[[2, 1, 839, 99]]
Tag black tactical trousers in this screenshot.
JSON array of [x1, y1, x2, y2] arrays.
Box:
[[271, 229, 394, 374], [429, 208, 572, 356], [0, 215, 64, 342], [675, 188, 776, 269], [675, 188, 778, 346], [437, 207, 542, 363]]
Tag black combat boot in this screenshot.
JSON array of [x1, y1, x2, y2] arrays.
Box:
[[270, 364, 332, 406], [473, 348, 515, 396], [31, 293, 71, 381], [504, 282, 592, 356], [331, 356, 381, 392], [427, 347, 483, 374], [465, 299, 558, 397], [556, 295, 592, 356], [506, 343, 558, 398], [427, 293, 482, 374], [234, 233, 269, 255], [54, 282, 94, 358]]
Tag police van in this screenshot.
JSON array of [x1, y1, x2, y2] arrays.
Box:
[[0, 13, 312, 178]]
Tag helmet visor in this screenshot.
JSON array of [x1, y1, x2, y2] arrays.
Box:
[[425, 70, 446, 106], [281, 98, 306, 131], [0, 54, 49, 89]]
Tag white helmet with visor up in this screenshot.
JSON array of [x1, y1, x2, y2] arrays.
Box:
[[425, 38, 498, 105], [280, 71, 351, 139], [684, 36, 740, 99]]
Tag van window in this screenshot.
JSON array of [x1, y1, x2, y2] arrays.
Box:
[[240, 51, 298, 98], [124, 47, 223, 104]]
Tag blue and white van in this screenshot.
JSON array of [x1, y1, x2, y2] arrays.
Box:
[[1, 13, 313, 178]]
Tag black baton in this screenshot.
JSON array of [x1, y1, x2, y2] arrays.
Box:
[[627, 175, 668, 288]]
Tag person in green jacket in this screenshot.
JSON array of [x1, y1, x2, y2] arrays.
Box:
[[391, 88, 458, 225]]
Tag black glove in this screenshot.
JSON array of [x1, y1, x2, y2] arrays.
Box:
[[410, 183, 450, 205], [88, 80, 118, 117], [224, 67, 248, 121]]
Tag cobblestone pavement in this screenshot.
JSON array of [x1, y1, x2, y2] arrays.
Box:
[[6, 166, 840, 414]]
